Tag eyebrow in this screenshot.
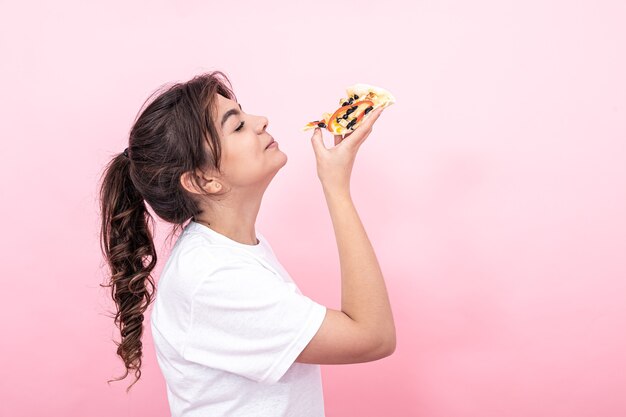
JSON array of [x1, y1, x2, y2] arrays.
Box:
[[220, 103, 243, 129]]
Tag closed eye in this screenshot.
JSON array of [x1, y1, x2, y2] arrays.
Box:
[[235, 121, 245, 132]]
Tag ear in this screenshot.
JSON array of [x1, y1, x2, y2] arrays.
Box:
[[180, 169, 222, 196]]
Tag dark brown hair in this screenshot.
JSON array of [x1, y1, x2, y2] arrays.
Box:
[[98, 71, 236, 392]]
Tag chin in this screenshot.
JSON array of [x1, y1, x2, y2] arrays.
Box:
[[277, 151, 288, 167]]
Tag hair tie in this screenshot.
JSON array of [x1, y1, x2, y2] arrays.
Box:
[[123, 148, 129, 158]]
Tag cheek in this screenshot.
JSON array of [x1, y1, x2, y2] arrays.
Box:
[[221, 143, 265, 182]]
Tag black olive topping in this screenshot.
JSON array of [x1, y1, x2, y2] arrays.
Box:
[[348, 97, 354, 105], [354, 94, 359, 100], [364, 106, 374, 114], [317, 122, 326, 128], [346, 118, 357, 129], [345, 107, 355, 115], [342, 113, 349, 119], [342, 101, 349, 106]]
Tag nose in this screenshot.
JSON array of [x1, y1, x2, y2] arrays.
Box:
[[256, 115, 269, 134]]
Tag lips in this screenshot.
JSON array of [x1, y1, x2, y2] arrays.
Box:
[[265, 137, 275, 149]]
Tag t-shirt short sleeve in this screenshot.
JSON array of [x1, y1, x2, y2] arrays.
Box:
[[181, 261, 327, 384]]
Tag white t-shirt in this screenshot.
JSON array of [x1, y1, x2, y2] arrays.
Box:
[[150, 220, 327, 417]]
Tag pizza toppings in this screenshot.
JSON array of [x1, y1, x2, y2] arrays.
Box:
[[327, 99, 375, 134], [304, 84, 395, 135]]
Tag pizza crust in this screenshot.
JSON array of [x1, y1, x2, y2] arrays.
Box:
[[344, 83, 396, 109]]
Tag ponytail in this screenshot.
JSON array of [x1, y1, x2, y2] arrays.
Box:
[[99, 150, 157, 393], [97, 70, 237, 392]]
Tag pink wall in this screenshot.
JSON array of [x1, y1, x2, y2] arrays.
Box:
[[1, 0, 625, 416]]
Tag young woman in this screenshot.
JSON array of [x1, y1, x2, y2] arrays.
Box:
[[99, 71, 396, 417]]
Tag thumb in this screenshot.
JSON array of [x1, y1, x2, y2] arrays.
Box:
[[310, 128, 326, 154]]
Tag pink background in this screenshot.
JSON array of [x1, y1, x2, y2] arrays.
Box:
[[1, 1, 625, 416]]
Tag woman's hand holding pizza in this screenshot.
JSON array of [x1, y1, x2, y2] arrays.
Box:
[[310, 106, 384, 193]]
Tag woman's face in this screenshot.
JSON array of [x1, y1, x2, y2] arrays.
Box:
[[211, 93, 287, 190]]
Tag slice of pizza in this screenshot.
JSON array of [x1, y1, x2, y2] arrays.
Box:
[[303, 83, 395, 135]]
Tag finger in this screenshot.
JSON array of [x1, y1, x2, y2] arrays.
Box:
[[339, 107, 384, 142], [310, 128, 327, 154], [337, 108, 380, 143]]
